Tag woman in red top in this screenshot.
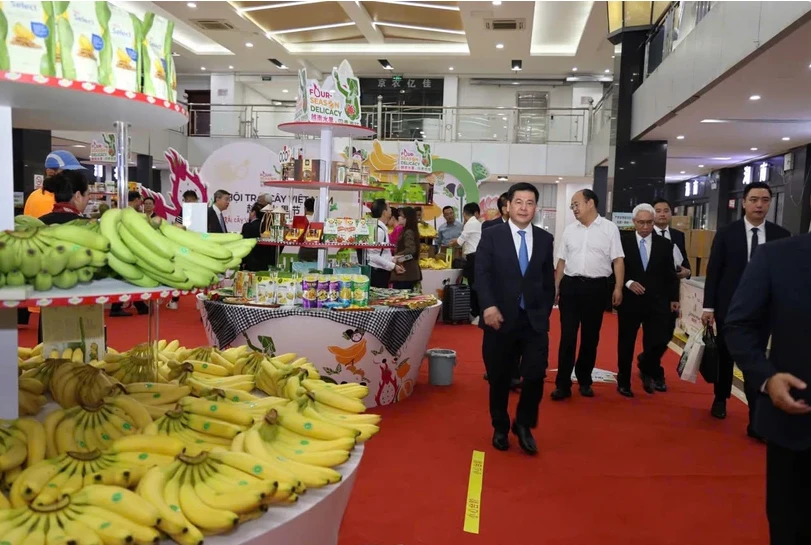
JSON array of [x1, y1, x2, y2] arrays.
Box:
[[388, 207, 404, 246]]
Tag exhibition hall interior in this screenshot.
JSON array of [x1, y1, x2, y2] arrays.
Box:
[[2, 1, 811, 544]]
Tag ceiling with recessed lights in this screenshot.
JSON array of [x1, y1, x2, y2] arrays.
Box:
[[640, 15, 811, 182], [139, 0, 613, 78]]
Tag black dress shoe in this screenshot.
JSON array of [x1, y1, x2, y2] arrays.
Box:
[[711, 399, 727, 419], [617, 386, 634, 398], [654, 378, 667, 392], [579, 385, 594, 397], [492, 430, 509, 451], [641, 375, 655, 394], [483, 373, 488, 381], [747, 425, 766, 444], [550, 388, 572, 401], [511, 424, 538, 455]]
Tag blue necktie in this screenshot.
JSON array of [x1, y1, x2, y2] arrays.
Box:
[[518, 231, 528, 309], [639, 238, 648, 271]]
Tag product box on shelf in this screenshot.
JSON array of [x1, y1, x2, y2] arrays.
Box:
[[141, 12, 173, 100], [337, 218, 357, 243], [295, 159, 323, 182], [2, 0, 58, 77], [322, 218, 339, 243], [354, 218, 371, 244], [305, 221, 323, 243]]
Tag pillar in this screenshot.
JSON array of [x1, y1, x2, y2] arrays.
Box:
[[136, 154, 154, 191], [13, 129, 51, 197], [592, 165, 608, 216]]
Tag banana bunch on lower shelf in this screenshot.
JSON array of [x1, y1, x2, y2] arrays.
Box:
[[49, 359, 120, 409], [123, 382, 193, 419], [165, 361, 256, 393], [136, 449, 291, 543], [101, 343, 162, 384], [144, 396, 254, 451], [1, 220, 110, 291], [8, 440, 180, 508], [0, 485, 161, 545], [18, 377, 47, 416], [44, 396, 153, 456], [0, 419, 45, 478], [255, 353, 319, 397], [102, 207, 256, 290]]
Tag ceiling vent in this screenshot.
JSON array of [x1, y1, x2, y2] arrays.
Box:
[[484, 19, 525, 31], [191, 19, 236, 31]]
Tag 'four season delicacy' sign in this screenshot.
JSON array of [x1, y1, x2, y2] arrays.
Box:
[[295, 60, 361, 125], [397, 140, 432, 173]]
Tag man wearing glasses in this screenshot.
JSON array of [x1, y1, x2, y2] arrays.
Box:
[[551, 189, 625, 401]]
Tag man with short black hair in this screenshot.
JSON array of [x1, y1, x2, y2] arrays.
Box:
[[702, 181, 790, 436], [552, 188, 625, 401], [652, 198, 691, 278], [368, 199, 399, 288], [298, 197, 318, 262], [173, 190, 200, 227], [208, 190, 231, 233], [436, 205, 462, 249], [452, 202, 483, 319]]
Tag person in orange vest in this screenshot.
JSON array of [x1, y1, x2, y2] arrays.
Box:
[[23, 151, 86, 218]]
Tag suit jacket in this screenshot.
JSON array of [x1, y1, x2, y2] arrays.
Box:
[[240, 218, 276, 271], [619, 232, 679, 313], [475, 222, 555, 334], [208, 207, 227, 234], [481, 217, 505, 231], [703, 219, 790, 322], [669, 228, 691, 271], [725, 235, 811, 450]]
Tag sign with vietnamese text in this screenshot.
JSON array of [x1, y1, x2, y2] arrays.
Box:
[[295, 60, 361, 125], [90, 133, 133, 164], [397, 140, 433, 173]]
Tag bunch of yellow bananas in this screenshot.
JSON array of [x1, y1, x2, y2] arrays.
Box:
[[255, 353, 320, 397], [49, 359, 120, 409], [123, 382, 193, 419], [0, 419, 46, 492], [18, 377, 47, 417]]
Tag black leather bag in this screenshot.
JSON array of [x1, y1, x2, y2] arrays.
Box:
[[699, 327, 719, 384]]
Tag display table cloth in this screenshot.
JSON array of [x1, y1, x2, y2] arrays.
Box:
[[198, 300, 443, 407]]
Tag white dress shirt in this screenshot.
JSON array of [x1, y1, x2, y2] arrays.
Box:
[[457, 216, 482, 256], [508, 219, 533, 262], [655, 226, 689, 272], [557, 215, 624, 278], [626, 233, 651, 288], [744, 217, 766, 262], [368, 220, 395, 272]]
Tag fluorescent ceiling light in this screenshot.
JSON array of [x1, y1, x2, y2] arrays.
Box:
[[269, 22, 355, 36], [712, 157, 731, 160], [73, 144, 86, 148], [750, 147, 758, 151], [285, 42, 469, 54], [782, 137, 791, 141], [373, 0, 460, 10], [373, 21, 465, 35], [605, 69, 610, 73], [530, 0, 593, 56], [449, 66, 454, 71], [228, 65, 234, 69], [187, 2, 196, 7], [749, 94, 761, 101], [680, 171, 686, 174], [495, 43, 504, 49], [246, 42, 254, 48], [493, 1, 502, 5], [268, 58, 287, 69], [572, 67, 578, 71], [200, 66, 206, 71], [282, 89, 289, 93], [238, 1, 329, 13], [700, 119, 728, 123], [676, 135, 685, 140], [698, 164, 704, 168]]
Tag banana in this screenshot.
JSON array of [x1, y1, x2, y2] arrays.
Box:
[[105, 396, 152, 431], [242, 427, 340, 488], [270, 406, 359, 441], [44, 245, 69, 276], [118, 224, 174, 274], [52, 269, 78, 289], [0, 239, 17, 273], [45, 224, 110, 252], [120, 208, 174, 259], [6, 269, 25, 287], [178, 465, 239, 533], [110, 434, 184, 457], [12, 418, 46, 465], [32, 272, 52, 292], [100, 209, 137, 264], [66, 247, 93, 270], [134, 467, 192, 537], [158, 221, 233, 260], [19, 247, 42, 278], [302, 385, 367, 413], [177, 397, 254, 427], [72, 484, 160, 527], [76, 267, 95, 283], [107, 254, 145, 281]]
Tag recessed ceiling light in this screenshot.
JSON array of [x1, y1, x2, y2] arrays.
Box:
[[511, 81, 519, 85], [449, 66, 454, 71], [676, 135, 685, 140], [332, 66, 337, 71], [503, 125, 507, 129], [496, 43, 504, 49], [492, 134, 497, 138], [558, 177, 563, 181], [200, 67, 206, 71], [749, 94, 760, 101], [502, 117, 507, 121], [712, 157, 732, 160], [246, 42, 254, 48], [680, 171, 686, 174], [73, 144, 85, 148], [497, 176, 508, 181], [492, 0, 502, 4], [604, 69, 610, 73], [782, 136, 791, 141], [228, 65, 234, 69], [378, 59, 393, 70], [611, 55, 615, 58], [701, 119, 727, 123], [172, 53, 180, 57], [572, 67, 578, 72], [187, 2, 196, 7], [630, 161, 636, 165], [282, 89, 288, 93], [555, 180, 559, 184], [698, 164, 704, 168], [750, 147, 758, 151]]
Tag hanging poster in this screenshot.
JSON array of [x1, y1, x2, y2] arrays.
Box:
[[397, 140, 433, 173], [295, 60, 361, 125]]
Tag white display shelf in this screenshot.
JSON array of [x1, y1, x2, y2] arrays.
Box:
[[0, 278, 202, 308], [0, 71, 188, 131], [277, 121, 376, 138], [260, 180, 384, 192]]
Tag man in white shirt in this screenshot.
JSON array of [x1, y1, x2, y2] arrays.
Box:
[[552, 189, 625, 400], [451, 202, 482, 318], [367, 199, 403, 288]]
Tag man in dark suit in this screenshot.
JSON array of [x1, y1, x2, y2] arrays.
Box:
[[476, 182, 555, 455], [616, 204, 680, 397], [207, 189, 231, 233], [481, 192, 509, 230], [652, 198, 691, 278], [725, 235, 811, 544], [241, 203, 277, 271], [702, 181, 790, 436]]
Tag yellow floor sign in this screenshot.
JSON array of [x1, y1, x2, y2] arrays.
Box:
[[463, 450, 485, 534]]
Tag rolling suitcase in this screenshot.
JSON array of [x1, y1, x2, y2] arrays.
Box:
[[442, 283, 471, 324]]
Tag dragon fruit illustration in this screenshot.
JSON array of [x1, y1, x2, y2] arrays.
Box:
[[374, 354, 399, 406], [140, 148, 209, 221]]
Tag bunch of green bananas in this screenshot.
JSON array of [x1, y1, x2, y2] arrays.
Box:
[[0, 220, 109, 291], [101, 208, 257, 290]]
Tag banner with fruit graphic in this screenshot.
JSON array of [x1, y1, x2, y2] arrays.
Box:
[[295, 60, 361, 125], [199, 303, 443, 408], [397, 140, 432, 173]]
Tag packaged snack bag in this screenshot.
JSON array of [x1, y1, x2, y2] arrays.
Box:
[[302, 274, 318, 309], [102, 2, 139, 92], [316, 275, 330, 308], [56, 1, 105, 83], [328, 277, 340, 303], [1, 0, 58, 76], [352, 274, 369, 306], [140, 12, 172, 99], [276, 279, 295, 306], [338, 274, 353, 306]]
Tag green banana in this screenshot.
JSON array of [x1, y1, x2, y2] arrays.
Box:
[[20, 248, 41, 278], [0, 240, 14, 273], [163, 238, 228, 274], [120, 207, 174, 259], [77, 267, 95, 283], [88, 249, 108, 268], [53, 269, 79, 289], [107, 253, 145, 281], [6, 269, 25, 287], [118, 224, 174, 273], [137, 262, 187, 283], [44, 245, 69, 276], [175, 261, 216, 288], [159, 221, 233, 260], [202, 232, 244, 244], [0, 272, 5, 288], [45, 224, 110, 252], [126, 275, 161, 288], [140, 267, 193, 290], [100, 209, 137, 264], [67, 247, 93, 270], [33, 272, 53, 292], [224, 239, 257, 259]]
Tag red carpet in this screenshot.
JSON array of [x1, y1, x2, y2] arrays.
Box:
[[19, 301, 770, 544]]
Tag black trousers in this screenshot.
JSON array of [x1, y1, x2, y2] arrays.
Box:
[[616, 302, 671, 388], [482, 310, 548, 433], [556, 275, 608, 390], [370, 267, 390, 289], [462, 252, 479, 317], [714, 321, 759, 424], [766, 442, 811, 544]]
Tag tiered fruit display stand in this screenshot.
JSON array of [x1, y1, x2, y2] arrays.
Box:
[[0, 71, 189, 419]]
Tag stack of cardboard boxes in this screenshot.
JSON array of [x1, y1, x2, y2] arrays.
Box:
[[672, 216, 715, 278]]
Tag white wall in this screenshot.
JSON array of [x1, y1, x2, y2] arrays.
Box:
[[176, 75, 210, 104], [554, 181, 592, 256]]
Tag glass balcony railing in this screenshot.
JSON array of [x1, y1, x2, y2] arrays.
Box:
[[644, 1, 716, 78], [186, 102, 589, 144]]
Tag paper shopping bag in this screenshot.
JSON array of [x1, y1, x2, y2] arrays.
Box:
[[678, 331, 705, 383]]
